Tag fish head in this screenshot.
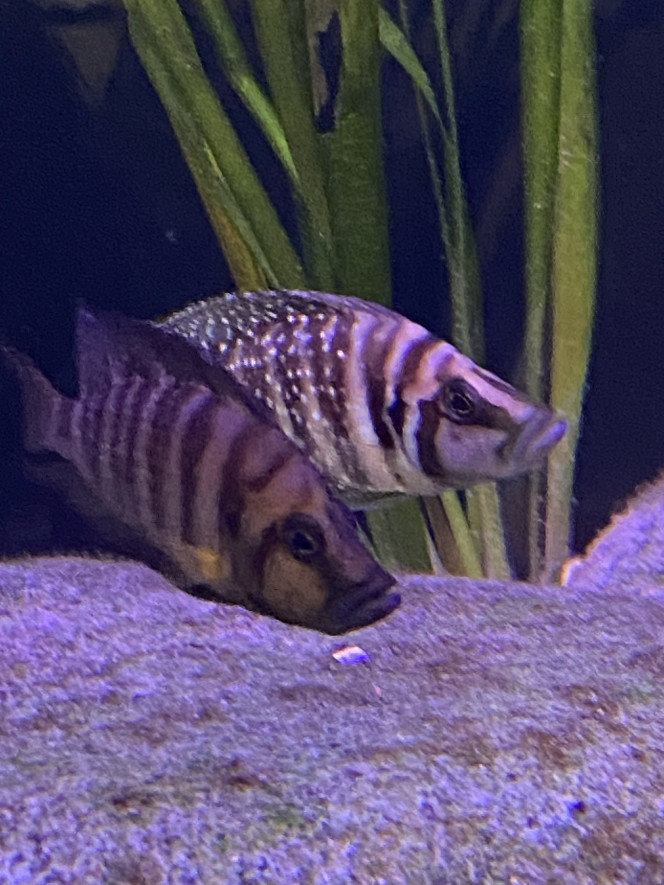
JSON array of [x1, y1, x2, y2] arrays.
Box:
[[416, 353, 568, 486], [232, 440, 399, 634]]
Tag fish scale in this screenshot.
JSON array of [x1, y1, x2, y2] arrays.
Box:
[[222, 294, 367, 489], [162, 289, 568, 506]]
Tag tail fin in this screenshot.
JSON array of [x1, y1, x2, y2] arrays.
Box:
[[0, 344, 73, 459]]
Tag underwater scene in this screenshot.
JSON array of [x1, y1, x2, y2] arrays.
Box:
[[0, 0, 662, 577], [0, 0, 663, 881]]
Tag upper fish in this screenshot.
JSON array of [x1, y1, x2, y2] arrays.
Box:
[[162, 289, 568, 506], [1, 307, 399, 634]]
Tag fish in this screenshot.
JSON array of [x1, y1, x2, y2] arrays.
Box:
[[1, 307, 399, 634], [161, 289, 568, 507]]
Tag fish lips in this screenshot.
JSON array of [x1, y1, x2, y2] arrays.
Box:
[[325, 567, 400, 635], [501, 409, 568, 468]]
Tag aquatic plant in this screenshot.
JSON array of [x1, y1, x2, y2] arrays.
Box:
[[123, 0, 597, 581]]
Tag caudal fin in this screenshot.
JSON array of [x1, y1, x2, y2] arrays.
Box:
[[0, 345, 73, 458]]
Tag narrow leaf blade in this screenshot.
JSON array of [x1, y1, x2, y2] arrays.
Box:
[[545, 0, 598, 580]]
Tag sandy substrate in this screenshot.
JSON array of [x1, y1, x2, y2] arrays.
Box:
[[0, 473, 663, 884]]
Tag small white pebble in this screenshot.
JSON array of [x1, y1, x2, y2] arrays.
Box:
[[332, 645, 370, 664]]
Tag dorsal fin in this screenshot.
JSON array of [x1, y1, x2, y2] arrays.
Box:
[[75, 305, 272, 419]]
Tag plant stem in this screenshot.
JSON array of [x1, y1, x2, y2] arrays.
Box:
[[325, 0, 391, 305], [545, 0, 598, 580], [250, 0, 336, 290], [125, 0, 305, 289], [520, 0, 563, 579]]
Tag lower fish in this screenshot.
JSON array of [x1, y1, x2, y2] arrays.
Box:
[[1, 307, 399, 634], [162, 289, 567, 507]]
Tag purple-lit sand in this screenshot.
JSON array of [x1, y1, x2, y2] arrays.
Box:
[[0, 475, 663, 883]]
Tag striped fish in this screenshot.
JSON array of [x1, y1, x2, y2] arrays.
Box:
[[1, 307, 399, 634], [162, 290, 567, 506]]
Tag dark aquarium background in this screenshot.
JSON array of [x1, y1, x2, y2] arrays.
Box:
[[0, 0, 662, 562]]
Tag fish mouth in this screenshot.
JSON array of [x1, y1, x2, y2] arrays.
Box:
[[326, 569, 401, 634], [504, 409, 567, 467]]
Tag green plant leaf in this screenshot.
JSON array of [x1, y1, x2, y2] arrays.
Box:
[[324, 0, 391, 305], [367, 499, 433, 574], [431, 0, 485, 362], [250, 0, 336, 290], [378, 8, 443, 129], [521, 0, 563, 403], [545, 0, 598, 580], [520, 0, 564, 579], [124, 0, 305, 289], [466, 484, 510, 580], [193, 0, 300, 186], [424, 492, 483, 578]]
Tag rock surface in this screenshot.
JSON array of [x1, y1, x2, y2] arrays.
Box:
[[1, 526, 664, 884], [564, 470, 664, 594]]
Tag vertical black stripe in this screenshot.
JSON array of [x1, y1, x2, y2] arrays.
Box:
[[362, 325, 400, 449], [147, 381, 178, 531], [314, 311, 376, 490], [216, 421, 272, 542], [69, 400, 85, 472], [96, 378, 120, 498], [134, 382, 170, 529], [387, 395, 407, 438], [108, 376, 134, 489], [243, 444, 297, 495], [123, 379, 152, 496], [242, 522, 281, 614], [179, 392, 217, 545], [92, 387, 113, 482], [80, 392, 104, 481], [415, 400, 446, 477], [56, 396, 74, 447], [387, 335, 438, 439], [394, 335, 438, 392]]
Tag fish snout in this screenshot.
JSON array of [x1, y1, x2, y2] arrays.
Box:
[[504, 407, 567, 467], [326, 564, 400, 634], [533, 414, 567, 452]]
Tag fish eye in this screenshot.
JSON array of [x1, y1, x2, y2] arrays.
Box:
[[280, 514, 325, 563], [442, 378, 479, 423]]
